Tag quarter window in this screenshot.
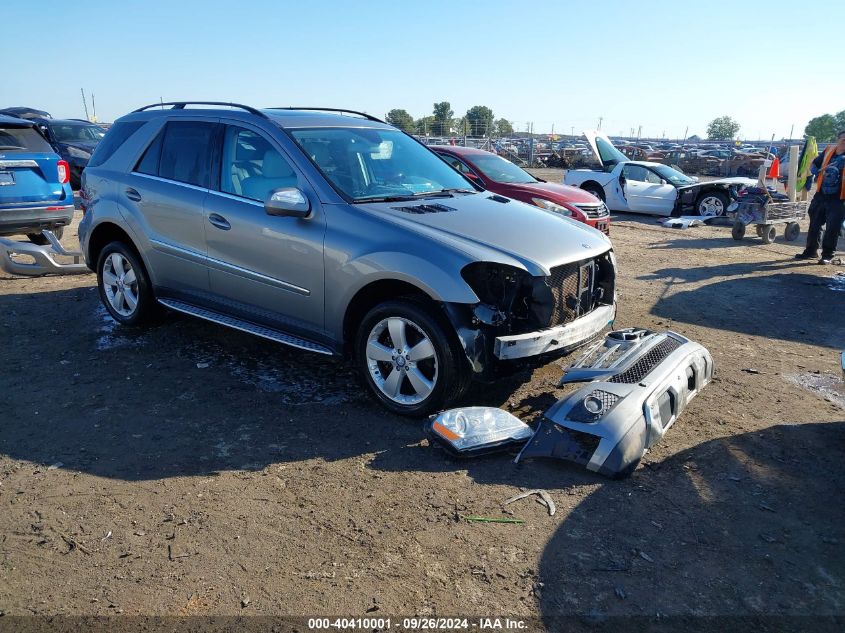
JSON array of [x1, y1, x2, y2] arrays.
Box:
[[86, 121, 143, 168], [219, 125, 297, 202]]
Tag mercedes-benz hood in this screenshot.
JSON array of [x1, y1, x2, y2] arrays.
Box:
[[358, 193, 612, 276]]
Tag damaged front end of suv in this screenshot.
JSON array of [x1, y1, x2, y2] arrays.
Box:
[[443, 250, 618, 379]]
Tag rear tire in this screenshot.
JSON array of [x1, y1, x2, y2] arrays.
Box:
[[97, 241, 157, 326], [731, 223, 746, 241], [355, 299, 470, 417], [27, 226, 64, 245]]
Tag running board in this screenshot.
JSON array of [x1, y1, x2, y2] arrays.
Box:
[[158, 298, 334, 355]]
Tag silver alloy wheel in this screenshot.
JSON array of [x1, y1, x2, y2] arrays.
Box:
[[698, 195, 725, 217], [365, 316, 439, 406], [102, 252, 139, 317]]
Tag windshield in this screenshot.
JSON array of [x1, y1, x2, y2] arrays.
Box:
[[470, 154, 536, 184], [651, 164, 696, 185], [289, 127, 474, 201], [51, 123, 106, 143]]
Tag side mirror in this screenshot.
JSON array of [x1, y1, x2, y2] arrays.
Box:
[[660, 179, 668, 186], [265, 187, 311, 219]]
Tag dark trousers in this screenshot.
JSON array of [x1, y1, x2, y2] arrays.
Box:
[[804, 194, 845, 257]]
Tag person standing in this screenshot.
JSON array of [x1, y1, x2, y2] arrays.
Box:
[[795, 130, 845, 264]]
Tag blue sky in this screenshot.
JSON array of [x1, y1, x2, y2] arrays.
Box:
[[5, 0, 844, 139]]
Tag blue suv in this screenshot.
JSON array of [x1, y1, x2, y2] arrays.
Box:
[[0, 115, 74, 244]]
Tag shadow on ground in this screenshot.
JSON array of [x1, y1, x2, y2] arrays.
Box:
[[0, 287, 540, 482], [643, 271, 845, 349], [533, 421, 845, 630]]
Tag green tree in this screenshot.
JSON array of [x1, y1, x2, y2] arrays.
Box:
[[465, 105, 495, 137], [453, 116, 468, 136], [432, 101, 453, 136], [494, 118, 514, 136], [385, 109, 415, 133], [805, 113, 838, 142], [706, 116, 741, 140], [415, 116, 435, 136]]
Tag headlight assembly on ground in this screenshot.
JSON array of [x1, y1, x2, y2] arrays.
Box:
[[426, 406, 533, 457]]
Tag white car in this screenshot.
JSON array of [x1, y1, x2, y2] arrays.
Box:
[[563, 132, 757, 216]]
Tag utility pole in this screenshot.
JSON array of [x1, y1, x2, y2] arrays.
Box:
[[570, 126, 574, 137], [788, 123, 794, 141], [597, 116, 603, 131], [683, 125, 688, 142], [91, 94, 96, 122], [528, 122, 535, 166], [80, 88, 90, 121]]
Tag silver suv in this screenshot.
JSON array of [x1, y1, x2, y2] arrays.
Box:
[[79, 102, 616, 416]]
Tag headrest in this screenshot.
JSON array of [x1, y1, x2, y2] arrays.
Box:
[[263, 150, 295, 179]]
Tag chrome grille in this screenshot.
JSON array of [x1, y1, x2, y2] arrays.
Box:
[[574, 202, 609, 219], [547, 259, 596, 327]]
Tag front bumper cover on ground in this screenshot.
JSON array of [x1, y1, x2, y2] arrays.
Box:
[[0, 230, 89, 276], [516, 328, 714, 477]]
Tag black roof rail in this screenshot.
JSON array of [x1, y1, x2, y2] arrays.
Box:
[[267, 107, 384, 123], [132, 101, 268, 118]]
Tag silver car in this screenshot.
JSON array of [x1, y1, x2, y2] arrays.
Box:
[[79, 102, 617, 416]]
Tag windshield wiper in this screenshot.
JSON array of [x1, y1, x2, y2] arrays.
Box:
[[353, 194, 420, 203], [353, 188, 475, 203]]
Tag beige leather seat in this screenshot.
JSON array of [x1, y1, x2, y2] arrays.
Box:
[[241, 150, 297, 201]]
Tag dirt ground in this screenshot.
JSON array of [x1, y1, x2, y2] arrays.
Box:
[[1, 175, 844, 631]]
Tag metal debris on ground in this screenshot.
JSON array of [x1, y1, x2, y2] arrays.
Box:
[[463, 516, 525, 524], [660, 216, 704, 229], [503, 489, 556, 516]]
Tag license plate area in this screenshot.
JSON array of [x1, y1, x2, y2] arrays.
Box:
[[0, 171, 15, 186], [596, 221, 608, 233]]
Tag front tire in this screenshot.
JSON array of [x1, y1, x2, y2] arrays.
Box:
[[355, 299, 470, 417], [582, 183, 605, 203], [696, 191, 730, 217], [97, 241, 157, 326]]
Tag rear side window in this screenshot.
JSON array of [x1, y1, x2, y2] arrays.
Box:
[[156, 121, 216, 187], [0, 125, 54, 153], [87, 121, 144, 168]]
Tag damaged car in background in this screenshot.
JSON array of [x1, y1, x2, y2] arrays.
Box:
[[564, 131, 757, 217], [79, 103, 617, 417]]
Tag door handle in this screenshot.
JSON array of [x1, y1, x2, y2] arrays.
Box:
[[208, 213, 231, 230], [125, 187, 142, 202]]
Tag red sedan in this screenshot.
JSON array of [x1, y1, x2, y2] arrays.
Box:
[[432, 145, 610, 234]]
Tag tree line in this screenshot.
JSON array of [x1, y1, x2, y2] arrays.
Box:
[[385, 102, 514, 137], [804, 110, 845, 143]]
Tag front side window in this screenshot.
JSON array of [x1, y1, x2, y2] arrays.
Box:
[[290, 127, 473, 201], [622, 164, 649, 182], [219, 126, 297, 201]]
